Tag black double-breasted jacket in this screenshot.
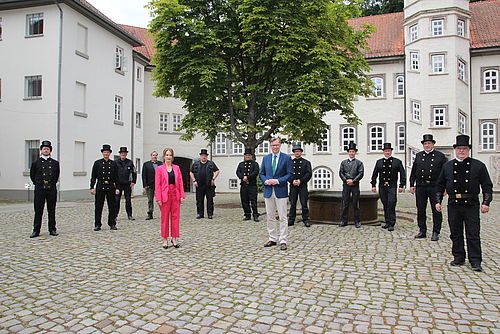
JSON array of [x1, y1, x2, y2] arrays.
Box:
[[371, 156, 406, 188], [30, 157, 60, 190], [236, 160, 260, 186], [409, 150, 447, 187], [90, 159, 118, 190]]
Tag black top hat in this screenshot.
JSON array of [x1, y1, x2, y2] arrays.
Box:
[[291, 144, 303, 152], [382, 143, 393, 150], [421, 134, 436, 144], [199, 149, 209, 155], [244, 148, 254, 155], [119, 146, 128, 153], [453, 135, 472, 148], [101, 144, 112, 152], [40, 140, 52, 151], [346, 142, 358, 152]]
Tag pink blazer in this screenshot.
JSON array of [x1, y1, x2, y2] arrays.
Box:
[[155, 164, 185, 203]]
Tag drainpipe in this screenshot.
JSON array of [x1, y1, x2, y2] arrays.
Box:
[[131, 56, 135, 161], [403, 56, 408, 169], [55, 0, 63, 199], [469, 59, 473, 158]]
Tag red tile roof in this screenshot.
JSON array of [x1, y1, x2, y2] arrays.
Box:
[[123, 0, 500, 61]]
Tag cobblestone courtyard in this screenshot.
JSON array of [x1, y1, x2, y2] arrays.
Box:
[[0, 193, 499, 334]]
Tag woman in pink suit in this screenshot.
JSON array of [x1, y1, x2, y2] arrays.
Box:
[[155, 148, 185, 248]]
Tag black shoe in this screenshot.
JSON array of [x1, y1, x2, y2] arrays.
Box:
[[253, 216, 259, 222], [304, 220, 311, 227], [414, 232, 426, 239], [381, 223, 389, 229], [128, 216, 135, 221], [145, 215, 153, 220], [264, 241, 277, 247], [339, 221, 348, 227], [49, 231, 58, 236], [208, 215, 213, 219], [243, 216, 251, 221], [280, 243, 287, 251], [93, 226, 101, 231], [471, 264, 483, 272], [355, 222, 361, 228], [450, 260, 465, 267], [29, 232, 40, 238], [110, 225, 117, 230], [288, 220, 295, 226], [387, 226, 395, 231], [196, 214, 204, 219], [431, 232, 439, 241]]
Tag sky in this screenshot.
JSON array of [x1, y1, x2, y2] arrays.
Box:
[[88, 0, 152, 28]]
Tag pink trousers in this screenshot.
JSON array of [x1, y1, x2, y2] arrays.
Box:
[[160, 184, 180, 238]]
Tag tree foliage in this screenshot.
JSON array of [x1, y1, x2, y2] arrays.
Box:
[[148, 0, 374, 149], [348, 0, 404, 16]]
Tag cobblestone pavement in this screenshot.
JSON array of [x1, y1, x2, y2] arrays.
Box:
[[0, 193, 499, 334]]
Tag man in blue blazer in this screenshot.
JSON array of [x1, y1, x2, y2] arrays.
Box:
[[260, 138, 293, 250]]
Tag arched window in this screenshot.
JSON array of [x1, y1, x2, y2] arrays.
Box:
[[369, 126, 384, 152], [396, 75, 404, 97], [484, 70, 499, 92], [481, 122, 496, 150], [342, 126, 356, 151], [312, 167, 332, 190], [371, 77, 383, 97]]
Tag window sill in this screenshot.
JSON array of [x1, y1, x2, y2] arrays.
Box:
[[73, 171, 87, 176], [480, 90, 500, 94], [458, 78, 468, 85], [409, 120, 422, 125], [158, 131, 182, 135], [114, 120, 124, 126], [25, 34, 44, 38], [23, 171, 30, 176], [394, 96, 404, 99], [429, 72, 448, 76], [313, 152, 332, 155], [23, 97, 42, 101], [74, 111, 88, 118], [367, 151, 383, 155], [75, 50, 89, 59], [477, 149, 499, 154], [115, 69, 125, 76], [136, 125, 141, 129], [366, 96, 387, 101], [429, 126, 451, 129], [408, 70, 420, 74]]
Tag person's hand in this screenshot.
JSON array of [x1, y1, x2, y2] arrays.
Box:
[[243, 176, 248, 182], [144, 186, 150, 189], [435, 203, 442, 212], [398, 187, 404, 193], [211, 180, 216, 186], [481, 205, 489, 213], [410, 187, 416, 194], [115, 189, 120, 195], [157, 200, 162, 206], [180, 198, 185, 205], [371, 187, 376, 193], [193, 181, 198, 187], [443, 190, 448, 196], [346, 179, 353, 186], [293, 179, 300, 186], [90, 189, 96, 195], [130, 183, 135, 188]]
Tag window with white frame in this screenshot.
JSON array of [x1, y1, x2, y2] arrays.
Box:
[[172, 114, 182, 131], [25, 75, 42, 99], [411, 100, 421, 121], [26, 13, 43, 37], [410, 24, 418, 42], [369, 125, 384, 152], [115, 46, 124, 71], [483, 69, 499, 92], [215, 133, 227, 155], [312, 167, 332, 190], [136, 66, 142, 82], [316, 129, 330, 152], [410, 52, 419, 71], [76, 23, 88, 56], [257, 133, 270, 154], [396, 124, 405, 152], [229, 179, 238, 189], [431, 54, 445, 73], [409, 148, 418, 167], [457, 19, 465, 37], [25, 140, 40, 170], [395, 75, 404, 97], [232, 141, 244, 155], [458, 60, 466, 82], [341, 126, 356, 151], [75, 81, 86, 114], [114, 96, 122, 121], [74, 141, 85, 172], [458, 111, 467, 134], [159, 113, 168, 132], [135, 112, 141, 128], [432, 106, 447, 127], [480, 121, 496, 150], [370, 77, 384, 97], [431, 19, 444, 36]]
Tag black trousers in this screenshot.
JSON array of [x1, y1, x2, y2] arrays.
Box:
[[240, 184, 258, 218], [415, 185, 442, 234], [341, 184, 360, 223], [379, 186, 397, 226], [115, 184, 133, 217], [288, 185, 309, 222], [95, 188, 116, 227], [146, 187, 155, 216], [448, 204, 481, 265], [33, 187, 57, 233], [196, 184, 215, 217]]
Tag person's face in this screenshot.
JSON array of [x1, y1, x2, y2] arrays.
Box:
[[102, 150, 111, 159], [40, 147, 51, 156], [423, 141, 434, 152], [119, 152, 128, 159], [151, 152, 158, 162], [455, 146, 470, 160], [293, 150, 302, 158], [383, 149, 392, 158], [271, 140, 281, 154], [244, 154, 253, 161], [200, 154, 208, 162], [164, 151, 173, 163], [348, 149, 356, 159]]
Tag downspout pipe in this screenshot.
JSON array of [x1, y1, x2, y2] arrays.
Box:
[[55, 0, 63, 199], [131, 57, 135, 161]]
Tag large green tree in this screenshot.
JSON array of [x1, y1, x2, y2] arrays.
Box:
[[350, 0, 404, 16], [148, 0, 374, 149]]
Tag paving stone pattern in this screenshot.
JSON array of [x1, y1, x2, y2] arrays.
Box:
[[0, 193, 498, 333]]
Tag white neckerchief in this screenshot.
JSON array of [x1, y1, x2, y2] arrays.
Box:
[[41, 155, 50, 160], [348, 157, 355, 161], [424, 149, 434, 154]]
